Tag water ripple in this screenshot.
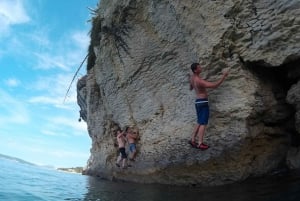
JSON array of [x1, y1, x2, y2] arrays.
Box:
[[1, 158, 300, 201]]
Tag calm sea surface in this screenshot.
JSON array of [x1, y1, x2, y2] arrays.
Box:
[[1, 158, 300, 201]]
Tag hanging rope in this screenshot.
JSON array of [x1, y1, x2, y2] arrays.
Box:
[[63, 53, 89, 103]]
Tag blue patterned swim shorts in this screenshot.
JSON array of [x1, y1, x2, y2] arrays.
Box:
[[195, 98, 209, 125]]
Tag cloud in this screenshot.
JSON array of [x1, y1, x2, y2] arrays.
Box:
[[33, 149, 90, 167], [39, 115, 87, 138], [47, 116, 87, 133], [26, 72, 87, 135], [0, 88, 30, 125], [41, 130, 62, 136], [0, 0, 30, 35], [4, 78, 20, 87], [0, 0, 96, 168], [27, 29, 51, 49], [32, 29, 89, 71], [27, 30, 89, 106], [33, 53, 70, 71], [0, 137, 89, 167], [45, 149, 89, 160], [28, 96, 65, 106], [72, 31, 90, 50], [27, 73, 80, 107]]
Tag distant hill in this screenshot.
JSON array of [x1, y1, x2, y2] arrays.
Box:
[[0, 153, 36, 166], [0, 154, 83, 172]]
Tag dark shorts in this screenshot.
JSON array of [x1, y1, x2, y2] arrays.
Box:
[[119, 147, 127, 159], [195, 98, 209, 125]]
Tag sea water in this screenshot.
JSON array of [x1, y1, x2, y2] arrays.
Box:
[[1, 157, 300, 201]]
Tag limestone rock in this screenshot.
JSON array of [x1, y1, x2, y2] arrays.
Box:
[[77, 0, 300, 186], [287, 81, 300, 133], [287, 147, 300, 169]]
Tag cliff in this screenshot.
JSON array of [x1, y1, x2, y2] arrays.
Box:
[[77, 0, 300, 186]]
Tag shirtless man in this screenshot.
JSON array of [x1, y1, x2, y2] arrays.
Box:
[[126, 127, 139, 161], [189, 63, 228, 150], [116, 129, 128, 168]]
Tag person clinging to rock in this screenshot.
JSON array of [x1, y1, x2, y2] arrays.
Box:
[[126, 127, 139, 161], [116, 129, 128, 168], [189, 63, 229, 150]]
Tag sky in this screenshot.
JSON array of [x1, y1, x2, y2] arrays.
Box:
[[0, 0, 99, 168]]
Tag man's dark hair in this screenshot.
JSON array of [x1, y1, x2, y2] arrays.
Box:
[[191, 63, 199, 73]]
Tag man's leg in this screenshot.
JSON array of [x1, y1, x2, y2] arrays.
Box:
[[129, 143, 137, 161], [197, 125, 206, 145], [122, 158, 127, 168], [117, 155, 121, 163], [197, 125, 209, 149], [131, 150, 137, 160], [191, 124, 199, 143], [116, 152, 122, 167]]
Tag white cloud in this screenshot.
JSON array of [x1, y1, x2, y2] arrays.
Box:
[[5, 78, 20, 87], [28, 96, 64, 106], [32, 29, 89, 71], [0, 0, 30, 34], [26, 73, 87, 135], [33, 53, 70, 71], [0, 88, 30, 125], [27, 73, 79, 108], [0, 138, 89, 167], [0, 0, 30, 23], [46, 149, 89, 160], [28, 32, 88, 75], [32, 149, 90, 167], [0, 0, 95, 168], [72, 31, 90, 50], [48, 116, 87, 133], [28, 29, 51, 49], [41, 129, 68, 137], [40, 115, 87, 138]]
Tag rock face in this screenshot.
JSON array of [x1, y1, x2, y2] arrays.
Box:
[[77, 0, 300, 186]]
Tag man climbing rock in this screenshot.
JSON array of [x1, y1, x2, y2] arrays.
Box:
[[116, 129, 128, 168], [189, 63, 229, 150], [126, 127, 139, 161]]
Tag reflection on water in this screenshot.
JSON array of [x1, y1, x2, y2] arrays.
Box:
[[83, 170, 300, 201]]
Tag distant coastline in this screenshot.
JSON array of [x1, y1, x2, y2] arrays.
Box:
[[0, 153, 36, 166], [56, 167, 83, 174], [0, 153, 83, 174]]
